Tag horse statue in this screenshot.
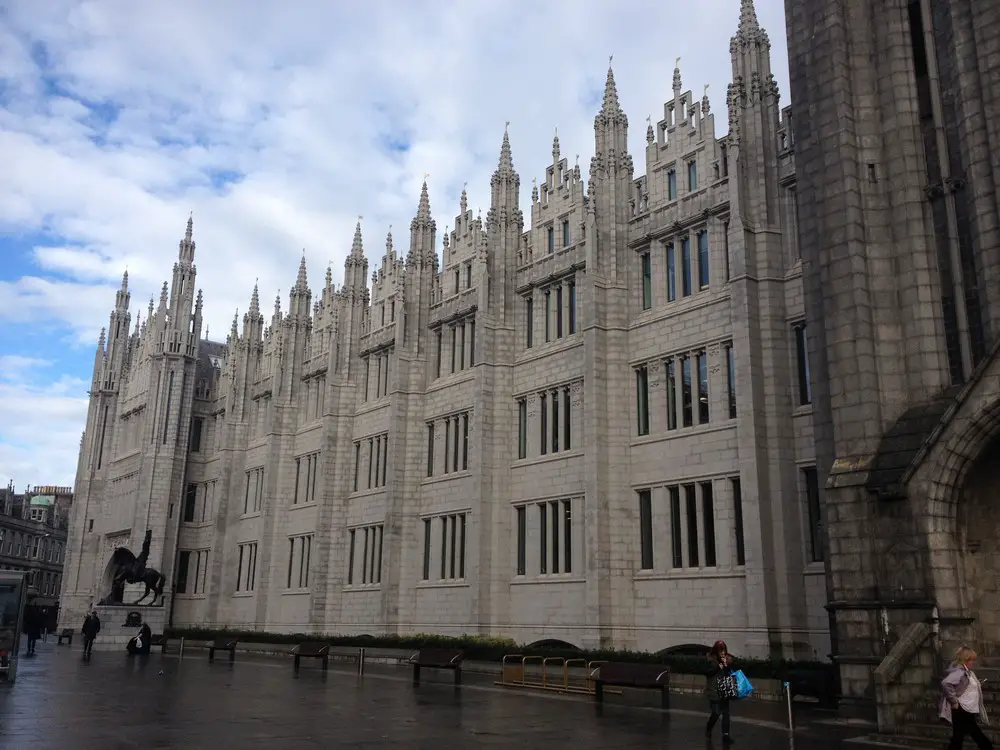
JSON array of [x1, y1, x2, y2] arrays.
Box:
[[100, 530, 167, 606]]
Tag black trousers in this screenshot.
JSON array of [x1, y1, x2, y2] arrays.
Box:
[[83, 636, 95, 656], [951, 706, 993, 750], [707, 699, 731, 736]]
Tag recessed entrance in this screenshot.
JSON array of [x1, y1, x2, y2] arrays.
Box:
[[959, 434, 1000, 651]]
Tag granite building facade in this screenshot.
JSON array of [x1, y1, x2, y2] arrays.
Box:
[[786, 0, 1000, 722], [60, 2, 827, 659]]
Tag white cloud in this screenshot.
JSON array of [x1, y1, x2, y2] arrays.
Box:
[[0, 0, 790, 487]]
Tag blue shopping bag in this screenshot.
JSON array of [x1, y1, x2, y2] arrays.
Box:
[[734, 669, 754, 699]]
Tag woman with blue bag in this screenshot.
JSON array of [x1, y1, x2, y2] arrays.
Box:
[[706, 640, 754, 743], [706, 640, 737, 744]]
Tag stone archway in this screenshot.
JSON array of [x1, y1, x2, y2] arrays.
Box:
[[955, 434, 1000, 650], [912, 391, 1000, 641]]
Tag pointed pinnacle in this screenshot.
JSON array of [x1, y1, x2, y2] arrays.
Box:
[[296, 254, 308, 290], [497, 127, 514, 173], [417, 179, 431, 220], [351, 221, 363, 256], [185, 213, 193, 241], [249, 282, 260, 314], [121, 269, 129, 290], [740, 0, 759, 31], [601, 64, 623, 116]]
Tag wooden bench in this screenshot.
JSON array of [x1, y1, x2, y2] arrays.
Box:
[[409, 648, 464, 686], [591, 662, 671, 709], [292, 642, 330, 671], [150, 633, 168, 654], [57, 628, 74, 646], [208, 637, 238, 662]]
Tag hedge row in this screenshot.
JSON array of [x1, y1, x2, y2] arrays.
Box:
[[164, 628, 833, 681]]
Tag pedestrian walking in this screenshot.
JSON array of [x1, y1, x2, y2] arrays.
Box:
[[941, 645, 993, 749], [23, 607, 41, 656], [81, 610, 101, 658], [705, 639, 735, 744]]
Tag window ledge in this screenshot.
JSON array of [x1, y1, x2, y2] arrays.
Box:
[[513, 450, 583, 468], [232, 592, 255, 598], [288, 502, 318, 511], [422, 471, 472, 485], [417, 581, 469, 589], [793, 405, 814, 416], [343, 585, 382, 592], [180, 521, 214, 529], [510, 576, 585, 586], [282, 589, 311, 596], [239, 512, 263, 520], [634, 569, 746, 581], [632, 421, 734, 445], [173, 594, 208, 600]]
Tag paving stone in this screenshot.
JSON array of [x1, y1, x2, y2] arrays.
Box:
[[0, 643, 881, 748]]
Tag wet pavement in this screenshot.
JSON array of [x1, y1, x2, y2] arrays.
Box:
[[0, 639, 893, 748]]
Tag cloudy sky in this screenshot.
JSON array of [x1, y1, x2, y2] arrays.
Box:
[[0, 0, 789, 489]]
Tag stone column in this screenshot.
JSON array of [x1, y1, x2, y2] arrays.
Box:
[[648, 360, 665, 436]]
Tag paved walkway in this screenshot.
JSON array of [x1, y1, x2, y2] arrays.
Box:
[[0, 640, 894, 748]]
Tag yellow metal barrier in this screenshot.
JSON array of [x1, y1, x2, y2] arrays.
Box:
[[501, 654, 524, 684], [520, 655, 545, 687], [541, 657, 564, 688], [564, 658, 588, 690], [494, 654, 619, 696]]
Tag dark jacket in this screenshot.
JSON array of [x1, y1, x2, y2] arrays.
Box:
[[82, 614, 101, 638], [23, 609, 41, 639], [705, 653, 733, 701]]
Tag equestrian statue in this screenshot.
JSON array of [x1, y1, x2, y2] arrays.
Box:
[[98, 530, 167, 606]]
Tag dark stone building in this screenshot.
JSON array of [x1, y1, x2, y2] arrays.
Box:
[[785, 0, 1000, 727], [0, 483, 71, 615]]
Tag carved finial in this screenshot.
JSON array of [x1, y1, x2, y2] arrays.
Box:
[[423, 172, 430, 182], [205, 325, 209, 339], [504, 121, 510, 133], [704, 84, 710, 96], [647, 115, 651, 126], [675, 56, 681, 68], [358, 214, 363, 224], [609, 54, 614, 65]]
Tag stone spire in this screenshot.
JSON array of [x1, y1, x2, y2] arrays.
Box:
[[178, 213, 196, 263], [646, 115, 654, 144], [497, 123, 514, 177], [552, 127, 560, 162], [702, 84, 711, 115], [386, 228, 394, 258], [325, 264, 333, 289], [115, 269, 130, 310], [532, 177, 539, 203], [673, 58, 683, 100], [350, 220, 364, 258], [460, 183, 468, 214], [417, 179, 431, 222], [158, 281, 168, 310], [249, 282, 260, 315], [294, 254, 308, 292], [600, 62, 624, 121], [732, 0, 769, 50]]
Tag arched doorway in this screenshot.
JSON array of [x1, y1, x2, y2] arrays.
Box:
[[957, 437, 1000, 654], [958, 433, 1000, 651]]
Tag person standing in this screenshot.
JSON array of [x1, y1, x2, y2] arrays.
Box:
[[941, 646, 993, 749], [705, 640, 735, 745], [81, 610, 101, 658], [23, 607, 40, 656]]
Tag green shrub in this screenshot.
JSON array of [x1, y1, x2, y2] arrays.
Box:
[[164, 627, 832, 681]]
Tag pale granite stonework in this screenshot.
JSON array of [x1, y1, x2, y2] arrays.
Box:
[[59, 4, 827, 659]]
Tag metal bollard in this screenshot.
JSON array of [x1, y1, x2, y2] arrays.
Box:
[[179, 637, 185, 660], [784, 681, 793, 731], [358, 647, 366, 676]]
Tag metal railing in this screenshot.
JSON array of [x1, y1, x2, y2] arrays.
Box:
[[495, 654, 616, 695]]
